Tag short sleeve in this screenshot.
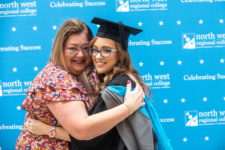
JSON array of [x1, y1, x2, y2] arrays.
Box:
[[21, 63, 92, 112], [33, 86, 88, 103]]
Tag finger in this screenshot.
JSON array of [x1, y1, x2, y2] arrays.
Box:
[[142, 94, 145, 100], [27, 121, 30, 127], [26, 122, 29, 128], [27, 125, 31, 132], [28, 117, 35, 123], [27, 121, 33, 129], [29, 117, 36, 123], [134, 83, 141, 93], [138, 84, 143, 94], [136, 84, 143, 94], [140, 87, 145, 97], [135, 84, 142, 96], [125, 80, 131, 94], [141, 88, 145, 95], [141, 101, 146, 107]]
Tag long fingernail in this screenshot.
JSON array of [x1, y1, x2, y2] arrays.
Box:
[[127, 80, 130, 84]]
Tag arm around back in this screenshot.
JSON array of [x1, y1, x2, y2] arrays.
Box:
[[47, 81, 145, 140], [47, 101, 127, 140]]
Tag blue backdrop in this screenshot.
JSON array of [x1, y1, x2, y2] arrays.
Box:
[[0, 0, 225, 149]]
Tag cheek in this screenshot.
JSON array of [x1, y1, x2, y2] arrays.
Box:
[[112, 60, 118, 67], [111, 55, 119, 66], [64, 50, 69, 60], [107, 58, 117, 71], [65, 55, 71, 66], [63, 52, 68, 63], [92, 57, 96, 64]]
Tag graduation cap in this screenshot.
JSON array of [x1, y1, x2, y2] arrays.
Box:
[[91, 17, 143, 51]]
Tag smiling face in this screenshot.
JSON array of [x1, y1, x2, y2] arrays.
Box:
[[92, 37, 119, 75], [64, 32, 91, 76]]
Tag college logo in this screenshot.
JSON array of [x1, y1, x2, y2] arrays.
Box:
[[116, 0, 129, 12], [0, 80, 31, 96], [185, 109, 225, 127], [182, 33, 196, 49], [0, 1, 37, 17], [141, 73, 170, 89], [185, 111, 198, 126], [115, 0, 167, 12], [182, 32, 225, 49]]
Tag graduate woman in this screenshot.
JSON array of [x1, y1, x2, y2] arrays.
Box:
[[26, 17, 173, 150]]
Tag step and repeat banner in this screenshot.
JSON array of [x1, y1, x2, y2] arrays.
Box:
[[0, 0, 225, 149]]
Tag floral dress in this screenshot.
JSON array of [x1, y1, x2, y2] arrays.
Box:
[[15, 62, 98, 150]]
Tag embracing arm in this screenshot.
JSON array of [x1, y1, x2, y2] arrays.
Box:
[[26, 103, 130, 141], [26, 117, 71, 141], [47, 81, 145, 140], [26, 101, 133, 141]]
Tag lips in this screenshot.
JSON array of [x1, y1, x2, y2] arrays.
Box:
[[72, 60, 85, 64], [95, 62, 106, 67]]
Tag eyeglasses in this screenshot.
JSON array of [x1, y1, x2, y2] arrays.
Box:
[[88, 48, 118, 58], [65, 45, 89, 54]]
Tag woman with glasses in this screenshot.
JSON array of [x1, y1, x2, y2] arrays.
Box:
[[15, 18, 145, 150], [25, 17, 173, 150]]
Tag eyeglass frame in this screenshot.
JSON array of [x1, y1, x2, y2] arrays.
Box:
[[64, 45, 89, 54], [88, 48, 118, 58]]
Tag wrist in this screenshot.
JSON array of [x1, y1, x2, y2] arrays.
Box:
[[123, 103, 133, 115], [44, 125, 52, 135], [48, 126, 56, 138]]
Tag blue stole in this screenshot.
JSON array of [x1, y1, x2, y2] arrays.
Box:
[[107, 86, 173, 150]]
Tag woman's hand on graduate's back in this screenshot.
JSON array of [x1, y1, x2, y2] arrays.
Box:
[[124, 80, 145, 115]]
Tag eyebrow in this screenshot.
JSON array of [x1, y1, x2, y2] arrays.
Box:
[[93, 45, 113, 49], [66, 43, 89, 47], [66, 44, 77, 47]]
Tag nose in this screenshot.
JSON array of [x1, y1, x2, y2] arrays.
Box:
[[95, 51, 102, 59], [76, 49, 85, 57]]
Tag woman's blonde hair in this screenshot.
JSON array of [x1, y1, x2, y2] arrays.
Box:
[[89, 37, 151, 99], [50, 19, 94, 76]]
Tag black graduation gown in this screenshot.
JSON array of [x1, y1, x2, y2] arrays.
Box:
[[69, 75, 157, 150]]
